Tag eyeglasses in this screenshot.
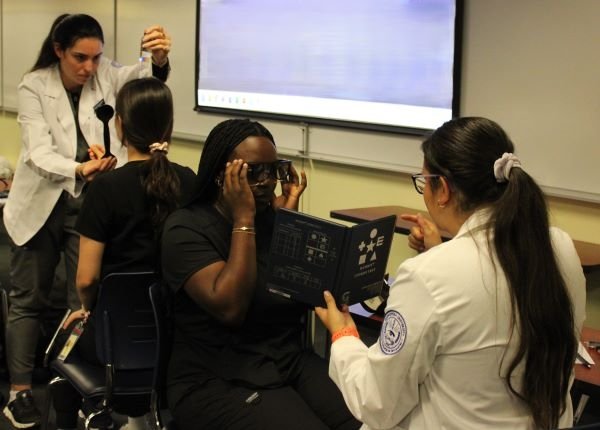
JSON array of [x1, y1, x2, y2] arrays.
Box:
[[246, 159, 292, 186], [411, 174, 443, 195]]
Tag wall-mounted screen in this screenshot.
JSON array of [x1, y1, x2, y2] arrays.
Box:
[[195, 0, 463, 134]]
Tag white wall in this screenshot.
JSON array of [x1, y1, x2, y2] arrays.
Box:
[[2, 0, 600, 202]]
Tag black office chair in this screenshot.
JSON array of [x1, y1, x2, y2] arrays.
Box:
[[148, 281, 179, 430], [42, 271, 159, 430]]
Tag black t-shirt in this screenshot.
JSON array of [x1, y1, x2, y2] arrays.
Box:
[[161, 204, 307, 396], [76, 160, 196, 277]]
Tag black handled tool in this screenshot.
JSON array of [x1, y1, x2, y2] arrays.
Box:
[[94, 100, 115, 159]]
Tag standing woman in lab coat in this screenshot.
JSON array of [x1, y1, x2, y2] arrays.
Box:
[[316, 117, 586, 430], [2, 13, 171, 428]]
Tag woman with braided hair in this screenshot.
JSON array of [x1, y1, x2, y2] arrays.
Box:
[[316, 117, 586, 430], [161, 118, 360, 430]]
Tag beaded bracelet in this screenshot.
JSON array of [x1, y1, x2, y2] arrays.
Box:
[[232, 226, 256, 235], [331, 326, 360, 343]]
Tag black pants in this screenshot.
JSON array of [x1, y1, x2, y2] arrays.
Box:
[[169, 351, 361, 430], [6, 195, 81, 385]]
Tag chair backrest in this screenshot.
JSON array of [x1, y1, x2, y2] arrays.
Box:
[[95, 272, 159, 370], [149, 281, 171, 392], [149, 281, 179, 429]]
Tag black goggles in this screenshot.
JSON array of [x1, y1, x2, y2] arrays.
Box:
[[246, 159, 292, 185]]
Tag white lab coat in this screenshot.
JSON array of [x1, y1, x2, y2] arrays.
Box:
[[329, 210, 586, 430], [4, 57, 150, 246]]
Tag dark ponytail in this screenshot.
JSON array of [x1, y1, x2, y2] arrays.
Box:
[[422, 117, 576, 430], [493, 167, 575, 430], [32, 14, 104, 72], [115, 78, 180, 231]]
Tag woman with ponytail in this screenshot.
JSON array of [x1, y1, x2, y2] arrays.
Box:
[[51, 78, 195, 430], [315, 117, 586, 430], [74, 78, 195, 302]]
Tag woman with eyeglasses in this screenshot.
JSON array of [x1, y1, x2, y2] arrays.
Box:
[[161, 118, 360, 430], [315, 117, 586, 430]]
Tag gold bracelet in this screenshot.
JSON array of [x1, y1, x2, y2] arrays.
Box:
[[232, 226, 256, 235]]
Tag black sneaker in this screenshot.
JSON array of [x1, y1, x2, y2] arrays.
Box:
[[78, 400, 114, 430], [2, 389, 42, 429]]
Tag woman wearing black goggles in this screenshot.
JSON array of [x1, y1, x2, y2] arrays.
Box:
[[161, 119, 359, 430]]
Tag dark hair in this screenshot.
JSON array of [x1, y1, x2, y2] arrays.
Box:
[[31, 14, 104, 72], [422, 117, 575, 429], [192, 118, 275, 204], [115, 77, 179, 229]]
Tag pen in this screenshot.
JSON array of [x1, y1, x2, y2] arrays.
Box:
[[576, 352, 592, 369]]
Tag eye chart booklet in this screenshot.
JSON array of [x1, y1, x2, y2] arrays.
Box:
[[266, 209, 396, 307]]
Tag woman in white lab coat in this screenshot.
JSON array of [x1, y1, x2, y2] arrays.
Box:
[[2, 13, 171, 429], [316, 117, 586, 430]]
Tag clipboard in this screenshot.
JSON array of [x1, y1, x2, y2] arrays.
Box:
[[43, 309, 72, 367]]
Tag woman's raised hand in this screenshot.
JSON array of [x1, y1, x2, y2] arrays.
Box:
[[142, 25, 171, 67], [400, 213, 442, 253], [271, 164, 307, 211], [221, 159, 256, 223]]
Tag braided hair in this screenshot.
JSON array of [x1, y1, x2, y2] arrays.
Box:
[[191, 119, 275, 205]]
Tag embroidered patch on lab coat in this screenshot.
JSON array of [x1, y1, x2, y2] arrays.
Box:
[[379, 310, 407, 355]]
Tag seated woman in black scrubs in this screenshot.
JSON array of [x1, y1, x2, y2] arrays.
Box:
[[161, 118, 360, 430], [54, 77, 196, 430]]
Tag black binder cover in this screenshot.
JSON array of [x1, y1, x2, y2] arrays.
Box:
[[266, 209, 396, 307]]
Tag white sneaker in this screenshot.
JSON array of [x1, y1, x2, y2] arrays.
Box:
[[78, 406, 115, 430]]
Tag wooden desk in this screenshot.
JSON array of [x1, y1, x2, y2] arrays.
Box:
[[330, 205, 600, 268]]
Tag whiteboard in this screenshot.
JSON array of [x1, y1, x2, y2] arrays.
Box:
[[1, 0, 599, 202], [116, 0, 306, 155], [461, 0, 600, 203]]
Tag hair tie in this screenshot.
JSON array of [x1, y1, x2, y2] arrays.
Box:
[[149, 142, 169, 154], [493, 152, 521, 183]]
